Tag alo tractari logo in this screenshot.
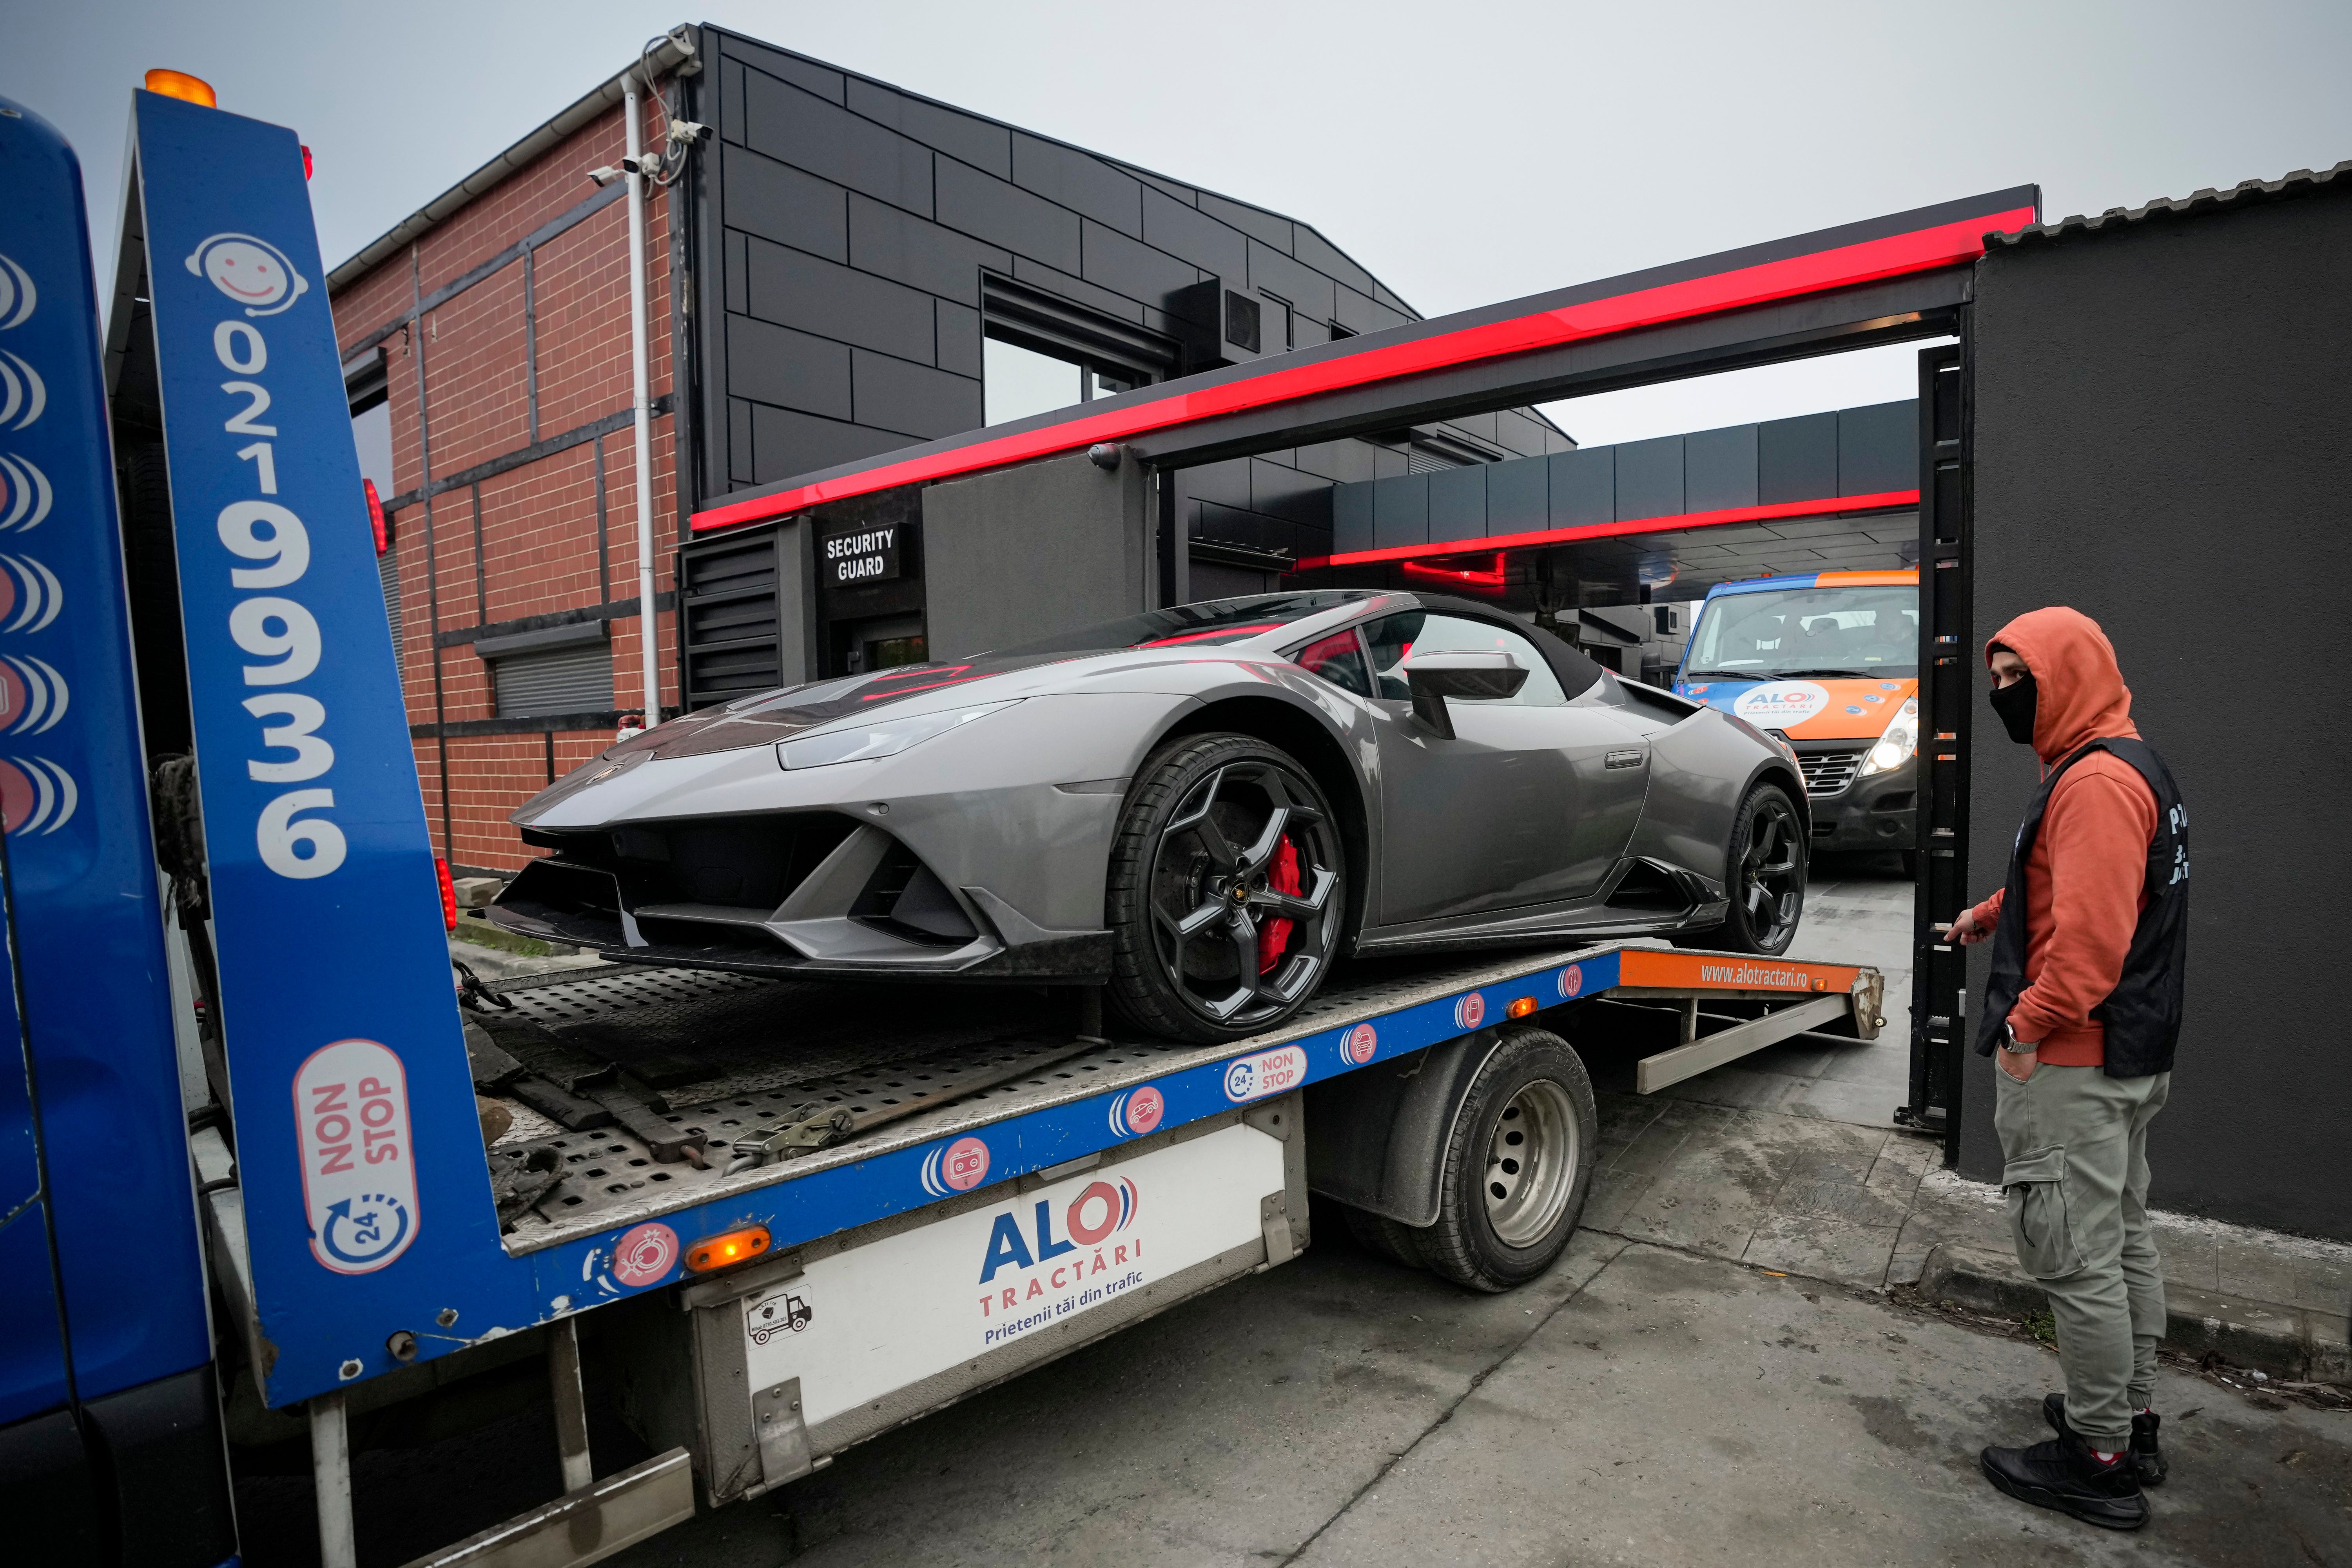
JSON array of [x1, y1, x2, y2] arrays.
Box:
[[185, 233, 309, 317]]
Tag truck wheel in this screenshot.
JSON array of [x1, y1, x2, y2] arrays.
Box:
[[1400, 1026, 1597, 1293], [1105, 734, 1345, 1043], [1716, 782, 1806, 955]]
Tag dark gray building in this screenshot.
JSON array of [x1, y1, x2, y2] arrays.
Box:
[[672, 25, 1569, 698]]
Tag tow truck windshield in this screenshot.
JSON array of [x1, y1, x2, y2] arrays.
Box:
[[1681, 585, 1918, 680]]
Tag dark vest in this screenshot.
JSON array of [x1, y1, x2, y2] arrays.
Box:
[[1974, 737, 2189, 1078]]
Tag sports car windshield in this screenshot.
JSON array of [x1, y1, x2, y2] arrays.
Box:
[[1683, 586, 1919, 679], [990, 592, 1378, 656]]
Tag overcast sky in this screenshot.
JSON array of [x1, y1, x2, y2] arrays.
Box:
[[10, 0, 2347, 445]]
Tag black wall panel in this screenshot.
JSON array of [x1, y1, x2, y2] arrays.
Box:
[[1837, 399, 1917, 493], [723, 145, 848, 260], [936, 160, 1084, 274], [1014, 132, 1146, 235], [741, 74, 934, 218], [726, 315, 852, 417], [745, 237, 938, 364], [1614, 436, 1685, 521], [846, 76, 1012, 177], [1142, 188, 1249, 285], [1428, 465, 1487, 542], [1684, 424, 1758, 512], [1961, 184, 2352, 1238], [1757, 411, 1838, 503], [1549, 448, 1613, 527], [850, 349, 979, 439]]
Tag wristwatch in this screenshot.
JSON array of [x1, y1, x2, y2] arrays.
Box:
[[2000, 1021, 2039, 1054]]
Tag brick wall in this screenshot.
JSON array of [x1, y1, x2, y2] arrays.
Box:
[[335, 91, 681, 875]]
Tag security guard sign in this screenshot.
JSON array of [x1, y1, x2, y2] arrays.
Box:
[[822, 521, 900, 584]]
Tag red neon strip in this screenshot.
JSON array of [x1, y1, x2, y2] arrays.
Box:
[[1294, 490, 1920, 571], [692, 207, 2029, 535], [1401, 553, 1509, 589]]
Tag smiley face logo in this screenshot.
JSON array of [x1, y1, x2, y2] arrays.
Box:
[[184, 233, 308, 317]]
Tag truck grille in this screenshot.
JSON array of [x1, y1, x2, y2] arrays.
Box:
[[1798, 750, 1865, 798]]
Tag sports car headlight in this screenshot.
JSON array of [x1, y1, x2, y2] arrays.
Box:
[[1859, 697, 1919, 776], [776, 700, 1019, 770]]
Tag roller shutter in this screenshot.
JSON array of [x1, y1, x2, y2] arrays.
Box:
[[491, 641, 613, 719]]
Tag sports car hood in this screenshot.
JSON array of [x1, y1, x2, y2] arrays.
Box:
[[1673, 675, 1917, 740], [608, 652, 1088, 763]]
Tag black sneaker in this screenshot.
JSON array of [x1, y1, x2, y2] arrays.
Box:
[[1980, 1428, 2147, 1530], [2044, 1392, 2166, 1487]]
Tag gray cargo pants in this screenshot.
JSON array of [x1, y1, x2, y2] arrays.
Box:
[[1992, 1061, 2170, 1447]]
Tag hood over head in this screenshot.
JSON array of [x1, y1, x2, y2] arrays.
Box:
[[1985, 607, 2138, 763]]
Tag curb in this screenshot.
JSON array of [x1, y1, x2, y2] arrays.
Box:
[[1917, 1242, 2351, 1387]]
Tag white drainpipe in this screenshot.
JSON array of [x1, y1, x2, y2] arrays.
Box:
[[623, 78, 660, 724]]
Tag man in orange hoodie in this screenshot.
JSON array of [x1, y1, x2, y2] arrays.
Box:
[[1943, 607, 2189, 1532]]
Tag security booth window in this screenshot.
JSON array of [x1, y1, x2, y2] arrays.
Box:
[[1683, 586, 1921, 679], [1361, 612, 1567, 706]]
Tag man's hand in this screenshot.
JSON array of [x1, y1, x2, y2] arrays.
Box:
[[1944, 907, 1993, 945], [1997, 1044, 2039, 1082]]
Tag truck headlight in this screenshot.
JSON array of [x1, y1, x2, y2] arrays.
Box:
[[1859, 697, 1918, 776], [778, 700, 1019, 769]]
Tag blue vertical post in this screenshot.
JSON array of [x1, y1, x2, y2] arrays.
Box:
[[129, 89, 496, 1407]]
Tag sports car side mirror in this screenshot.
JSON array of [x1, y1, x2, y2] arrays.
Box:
[[1405, 653, 1527, 739]]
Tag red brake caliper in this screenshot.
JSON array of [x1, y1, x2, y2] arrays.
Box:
[[1257, 836, 1302, 974]]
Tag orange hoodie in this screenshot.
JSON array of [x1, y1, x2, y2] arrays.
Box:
[[1967, 608, 2158, 1066]]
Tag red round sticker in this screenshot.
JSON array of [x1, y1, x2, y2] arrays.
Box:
[[612, 1222, 678, 1288], [941, 1135, 990, 1192], [1558, 964, 1584, 999], [1454, 992, 1487, 1030], [1344, 1023, 1377, 1064], [1125, 1086, 1163, 1135]]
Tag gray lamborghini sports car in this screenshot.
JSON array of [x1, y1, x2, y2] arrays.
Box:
[[489, 591, 1810, 1042]]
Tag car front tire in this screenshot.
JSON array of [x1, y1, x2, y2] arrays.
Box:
[[1104, 733, 1346, 1043]]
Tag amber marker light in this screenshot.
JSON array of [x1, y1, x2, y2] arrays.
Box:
[[685, 1225, 772, 1273], [1506, 996, 1539, 1019], [144, 69, 218, 107]]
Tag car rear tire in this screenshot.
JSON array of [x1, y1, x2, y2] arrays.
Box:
[[1380, 1025, 1597, 1293], [1105, 733, 1346, 1044], [1716, 781, 1806, 955]]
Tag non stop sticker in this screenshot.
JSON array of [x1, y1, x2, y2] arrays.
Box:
[[292, 1038, 419, 1274]]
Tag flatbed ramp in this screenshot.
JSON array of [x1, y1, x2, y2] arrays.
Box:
[[470, 941, 1882, 1254]]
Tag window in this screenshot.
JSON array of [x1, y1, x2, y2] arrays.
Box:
[[982, 336, 1150, 426], [1361, 611, 1566, 707], [1683, 586, 1920, 679], [1291, 629, 1372, 698], [979, 275, 1173, 427]]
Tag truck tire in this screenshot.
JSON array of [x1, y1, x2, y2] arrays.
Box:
[[1715, 781, 1806, 955], [1104, 733, 1346, 1043], [1387, 1025, 1597, 1293]]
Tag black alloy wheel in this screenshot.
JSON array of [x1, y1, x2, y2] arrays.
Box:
[[1717, 782, 1806, 955], [1106, 734, 1345, 1043]]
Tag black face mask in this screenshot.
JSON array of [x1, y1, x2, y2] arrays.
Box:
[[1989, 674, 2038, 746]]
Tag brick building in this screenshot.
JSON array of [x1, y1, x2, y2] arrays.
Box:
[[332, 24, 1568, 875]]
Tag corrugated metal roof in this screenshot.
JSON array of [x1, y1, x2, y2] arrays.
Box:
[[1986, 158, 2352, 248]]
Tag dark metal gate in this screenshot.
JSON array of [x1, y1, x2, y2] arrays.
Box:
[[1903, 341, 1971, 1157]]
